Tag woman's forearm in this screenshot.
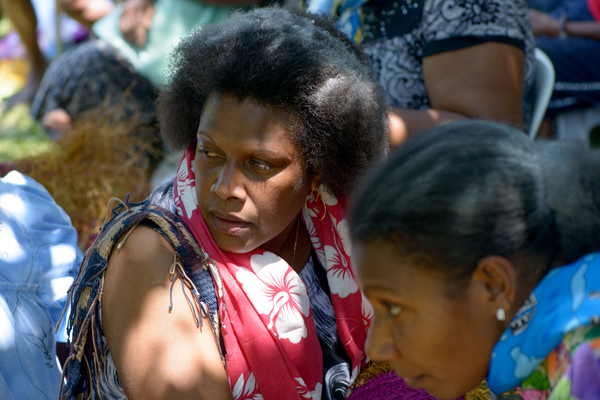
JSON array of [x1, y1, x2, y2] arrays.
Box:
[[388, 107, 468, 146], [564, 20, 600, 40]]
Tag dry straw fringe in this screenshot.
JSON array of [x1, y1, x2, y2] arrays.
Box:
[[7, 104, 162, 249]]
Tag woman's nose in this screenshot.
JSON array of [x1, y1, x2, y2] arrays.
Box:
[[210, 162, 246, 200], [365, 314, 400, 362]]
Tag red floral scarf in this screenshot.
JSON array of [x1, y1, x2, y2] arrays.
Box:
[[173, 145, 371, 400]]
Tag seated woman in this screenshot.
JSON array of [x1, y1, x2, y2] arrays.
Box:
[[528, 0, 600, 120], [308, 0, 536, 146], [30, 0, 256, 150], [349, 119, 600, 399], [60, 6, 398, 400]]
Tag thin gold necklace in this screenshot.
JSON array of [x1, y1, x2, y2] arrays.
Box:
[[291, 216, 300, 270]]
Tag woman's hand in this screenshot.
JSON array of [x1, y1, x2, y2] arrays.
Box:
[[528, 9, 560, 37], [119, 0, 155, 48]]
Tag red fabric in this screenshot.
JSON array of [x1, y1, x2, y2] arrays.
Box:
[[173, 144, 370, 400], [588, 0, 600, 20]]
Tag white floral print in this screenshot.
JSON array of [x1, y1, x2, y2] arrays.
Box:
[[237, 252, 311, 343], [295, 377, 323, 400], [304, 210, 325, 261], [323, 217, 357, 299], [232, 372, 263, 400], [175, 153, 198, 220]]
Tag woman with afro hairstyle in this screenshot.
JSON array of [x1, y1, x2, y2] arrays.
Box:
[[350, 119, 600, 399], [57, 6, 427, 400]]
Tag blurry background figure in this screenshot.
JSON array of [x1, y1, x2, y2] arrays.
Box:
[[0, 170, 82, 400], [30, 0, 263, 187], [58, 0, 115, 30], [307, 0, 535, 146], [0, 0, 108, 109], [527, 0, 600, 142], [0, 0, 49, 108]]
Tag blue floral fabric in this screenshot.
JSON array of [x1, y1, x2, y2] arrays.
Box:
[[487, 253, 600, 394]]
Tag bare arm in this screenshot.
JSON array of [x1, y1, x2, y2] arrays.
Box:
[[529, 9, 600, 40], [58, 0, 114, 30], [388, 41, 525, 146], [118, 0, 259, 48], [119, 0, 155, 48], [102, 226, 232, 400], [565, 20, 600, 40]]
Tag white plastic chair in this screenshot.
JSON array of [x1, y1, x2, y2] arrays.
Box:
[[528, 48, 555, 139], [555, 107, 600, 145]]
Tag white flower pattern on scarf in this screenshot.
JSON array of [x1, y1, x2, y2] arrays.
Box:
[[237, 252, 311, 344], [174, 153, 198, 220], [361, 292, 373, 331], [232, 372, 263, 400], [174, 147, 369, 400], [305, 217, 325, 262], [324, 216, 357, 299], [295, 377, 322, 400]]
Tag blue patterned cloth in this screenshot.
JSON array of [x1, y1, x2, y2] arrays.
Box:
[[0, 171, 82, 400], [307, 0, 366, 43], [487, 253, 600, 394]]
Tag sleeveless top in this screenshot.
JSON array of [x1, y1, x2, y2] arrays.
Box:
[[60, 183, 351, 399]]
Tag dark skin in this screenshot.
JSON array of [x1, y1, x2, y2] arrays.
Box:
[[44, 0, 261, 132], [57, 0, 113, 30], [529, 9, 600, 40], [101, 94, 318, 398], [117, 0, 260, 48], [388, 42, 525, 146], [102, 226, 234, 400], [353, 239, 532, 399], [0, 0, 47, 107]]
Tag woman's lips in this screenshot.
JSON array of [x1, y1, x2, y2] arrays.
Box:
[[211, 213, 251, 235]]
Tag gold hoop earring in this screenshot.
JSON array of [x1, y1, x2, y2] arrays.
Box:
[[316, 189, 327, 221], [305, 189, 327, 221]]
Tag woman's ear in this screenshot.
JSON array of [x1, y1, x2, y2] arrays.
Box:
[[310, 176, 321, 192], [471, 255, 518, 323]]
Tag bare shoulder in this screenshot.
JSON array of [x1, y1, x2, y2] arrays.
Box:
[[105, 224, 174, 283], [424, 42, 525, 128], [101, 225, 232, 400]]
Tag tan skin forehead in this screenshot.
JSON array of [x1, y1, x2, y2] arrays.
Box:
[[353, 239, 455, 307], [197, 93, 318, 187], [353, 237, 518, 398], [200, 93, 298, 132]]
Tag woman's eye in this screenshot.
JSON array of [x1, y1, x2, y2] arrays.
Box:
[[384, 301, 402, 317], [198, 148, 221, 159], [249, 159, 272, 172]]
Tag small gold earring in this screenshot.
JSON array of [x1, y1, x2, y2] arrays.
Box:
[[318, 191, 327, 221], [305, 189, 327, 221], [496, 308, 506, 322]]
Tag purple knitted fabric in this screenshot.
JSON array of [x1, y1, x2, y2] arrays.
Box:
[[347, 371, 465, 400]]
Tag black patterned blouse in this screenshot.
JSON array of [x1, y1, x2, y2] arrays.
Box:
[[360, 0, 535, 126]]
